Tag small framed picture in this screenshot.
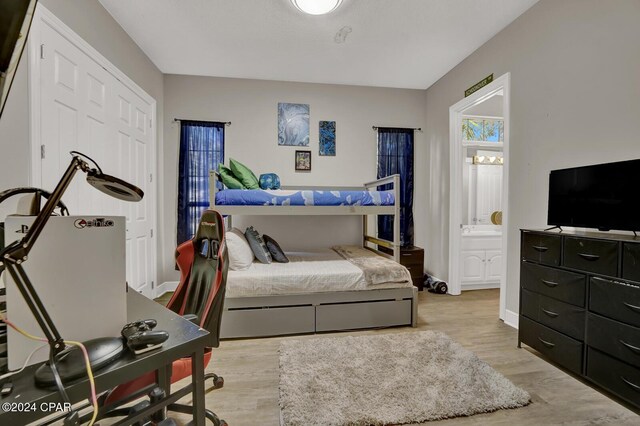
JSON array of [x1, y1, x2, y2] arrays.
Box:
[[295, 150, 311, 171]]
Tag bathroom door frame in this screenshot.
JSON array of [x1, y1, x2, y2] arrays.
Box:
[[448, 72, 511, 323]]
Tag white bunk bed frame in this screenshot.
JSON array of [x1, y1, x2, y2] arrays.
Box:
[[208, 172, 418, 338]]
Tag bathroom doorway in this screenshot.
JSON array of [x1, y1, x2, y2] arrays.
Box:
[[448, 73, 510, 322]]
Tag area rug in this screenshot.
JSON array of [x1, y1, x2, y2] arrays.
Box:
[[279, 331, 530, 425]]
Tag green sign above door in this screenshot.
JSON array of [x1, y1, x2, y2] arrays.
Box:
[[465, 74, 494, 97]]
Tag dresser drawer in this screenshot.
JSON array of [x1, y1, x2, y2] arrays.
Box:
[[589, 277, 640, 328], [521, 262, 586, 307], [587, 313, 640, 367], [520, 316, 583, 375], [623, 243, 640, 283], [587, 348, 640, 407], [399, 249, 424, 265], [405, 264, 423, 279], [521, 290, 585, 340], [522, 232, 561, 266], [563, 237, 618, 276]]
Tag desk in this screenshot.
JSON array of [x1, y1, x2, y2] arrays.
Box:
[[0, 290, 210, 425]]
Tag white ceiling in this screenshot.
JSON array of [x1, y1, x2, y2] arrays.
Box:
[[99, 0, 538, 90]]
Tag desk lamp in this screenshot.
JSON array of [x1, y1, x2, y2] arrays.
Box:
[[0, 151, 143, 419]]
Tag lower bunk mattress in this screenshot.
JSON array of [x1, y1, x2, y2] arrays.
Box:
[[226, 246, 413, 298]]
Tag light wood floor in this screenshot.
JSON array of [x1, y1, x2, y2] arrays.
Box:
[[171, 289, 639, 425]]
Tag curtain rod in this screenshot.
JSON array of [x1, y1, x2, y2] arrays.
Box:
[[372, 126, 422, 132], [173, 118, 231, 126]]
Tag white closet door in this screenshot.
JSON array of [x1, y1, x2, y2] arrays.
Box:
[[37, 18, 154, 297]]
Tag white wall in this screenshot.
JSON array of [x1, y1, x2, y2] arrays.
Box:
[[162, 75, 427, 284], [423, 0, 640, 314]]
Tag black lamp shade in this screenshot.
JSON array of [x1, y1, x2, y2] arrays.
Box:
[[86, 170, 144, 202]]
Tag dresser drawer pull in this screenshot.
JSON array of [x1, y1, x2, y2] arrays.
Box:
[[620, 340, 640, 355], [532, 245, 548, 252], [541, 308, 559, 318], [541, 279, 559, 287], [623, 302, 640, 314], [402, 253, 413, 256], [537, 337, 555, 348], [577, 253, 600, 261], [620, 376, 640, 393]]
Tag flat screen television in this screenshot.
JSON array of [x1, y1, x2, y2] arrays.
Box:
[[548, 159, 640, 232]]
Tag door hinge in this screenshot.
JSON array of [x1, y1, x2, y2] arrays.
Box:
[[149, 173, 153, 183], [150, 229, 153, 238], [40, 44, 45, 59], [40, 145, 45, 159], [151, 281, 155, 289]]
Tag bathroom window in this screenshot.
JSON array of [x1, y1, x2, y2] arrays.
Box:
[[462, 118, 503, 142]]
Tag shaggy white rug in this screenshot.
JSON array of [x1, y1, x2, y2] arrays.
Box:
[[279, 331, 530, 426]]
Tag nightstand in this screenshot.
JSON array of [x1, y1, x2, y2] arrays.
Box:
[[381, 245, 425, 290]]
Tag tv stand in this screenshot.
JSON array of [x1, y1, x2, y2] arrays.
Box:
[[543, 225, 563, 232], [519, 229, 640, 409]]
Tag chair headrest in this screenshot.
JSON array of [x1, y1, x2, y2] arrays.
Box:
[[194, 210, 224, 242]]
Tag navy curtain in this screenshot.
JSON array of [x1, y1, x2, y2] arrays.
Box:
[[377, 128, 414, 247], [177, 121, 225, 245]]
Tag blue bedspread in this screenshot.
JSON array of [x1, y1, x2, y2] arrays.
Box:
[[215, 189, 395, 206]]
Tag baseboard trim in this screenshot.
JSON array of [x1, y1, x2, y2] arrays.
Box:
[[504, 309, 519, 329], [156, 281, 179, 297], [461, 282, 500, 291]]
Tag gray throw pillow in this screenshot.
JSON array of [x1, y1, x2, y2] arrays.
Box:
[[244, 226, 272, 264], [263, 234, 289, 263]]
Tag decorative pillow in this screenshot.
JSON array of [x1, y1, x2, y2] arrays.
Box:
[[244, 226, 272, 264], [225, 228, 255, 270], [259, 173, 281, 190], [263, 234, 289, 263], [230, 158, 259, 189], [219, 164, 245, 189]]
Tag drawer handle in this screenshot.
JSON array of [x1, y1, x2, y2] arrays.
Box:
[[402, 253, 412, 256], [578, 253, 600, 261], [619, 340, 640, 355], [620, 376, 640, 393], [623, 302, 640, 314], [537, 337, 555, 348], [532, 245, 548, 252], [541, 279, 559, 288], [541, 308, 559, 318]]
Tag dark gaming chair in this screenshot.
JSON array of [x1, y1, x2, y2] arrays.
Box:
[[101, 209, 228, 426]]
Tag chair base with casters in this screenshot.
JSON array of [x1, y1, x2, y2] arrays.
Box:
[[96, 210, 229, 425]]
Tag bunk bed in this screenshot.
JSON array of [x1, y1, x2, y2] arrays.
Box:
[[208, 172, 418, 338]]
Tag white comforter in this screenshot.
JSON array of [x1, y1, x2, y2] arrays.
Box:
[[226, 248, 412, 298]]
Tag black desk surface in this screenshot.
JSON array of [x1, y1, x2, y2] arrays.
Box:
[[0, 289, 209, 424]]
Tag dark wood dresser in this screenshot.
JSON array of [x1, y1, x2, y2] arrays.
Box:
[[381, 245, 425, 290], [519, 229, 640, 409]]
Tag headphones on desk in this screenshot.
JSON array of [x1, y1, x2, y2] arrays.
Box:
[[0, 187, 70, 275]]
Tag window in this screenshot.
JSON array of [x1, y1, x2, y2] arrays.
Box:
[[462, 118, 503, 142], [377, 128, 414, 247], [177, 121, 225, 244]]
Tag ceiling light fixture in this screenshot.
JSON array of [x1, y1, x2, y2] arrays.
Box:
[[291, 0, 343, 15]]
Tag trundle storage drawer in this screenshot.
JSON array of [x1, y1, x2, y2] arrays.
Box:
[[316, 299, 411, 332], [221, 306, 315, 338], [522, 232, 561, 266], [521, 290, 585, 340], [587, 313, 640, 367], [589, 277, 640, 328], [563, 237, 618, 276], [587, 348, 640, 407], [520, 316, 583, 375], [521, 262, 586, 306]]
